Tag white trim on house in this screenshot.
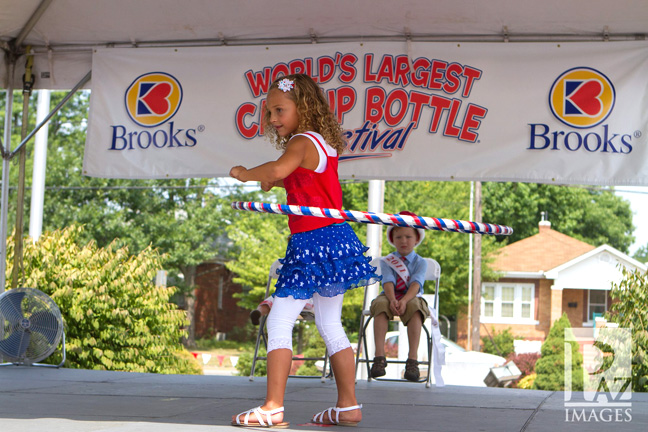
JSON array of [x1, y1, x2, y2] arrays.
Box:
[[545, 245, 646, 280], [545, 245, 646, 291], [497, 271, 545, 279], [481, 282, 536, 323]]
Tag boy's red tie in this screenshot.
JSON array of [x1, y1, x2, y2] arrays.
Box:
[[394, 256, 407, 299]]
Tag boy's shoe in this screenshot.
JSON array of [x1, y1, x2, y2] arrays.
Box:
[[249, 309, 262, 326], [370, 356, 387, 378], [404, 358, 420, 382]]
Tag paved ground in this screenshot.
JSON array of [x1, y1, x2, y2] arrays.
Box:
[[0, 366, 646, 431]]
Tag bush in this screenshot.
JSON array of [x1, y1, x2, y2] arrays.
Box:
[[506, 352, 540, 388], [608, 267, 648, 392], [532, 313, 583, 391], [235, 351, 267, 376], [5, 225, 198, 374], [517, 373, 537, 389], [481, 327, 515, 357]]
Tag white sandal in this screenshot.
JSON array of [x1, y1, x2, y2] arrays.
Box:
[[231, 406, 289, 428], [312, 404, 362, 426]]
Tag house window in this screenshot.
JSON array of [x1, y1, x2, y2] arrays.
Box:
[[481, 282, 535, 322], [588, 290, 607, 322]]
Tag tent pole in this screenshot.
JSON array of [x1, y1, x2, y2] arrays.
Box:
[[467, 181, 474, 349], [1, 60, 16, 293], [14, 0, 55, 48], [29, 89, 50, 242], [470, 181, 483, 351], [361, 179, 385, 378]]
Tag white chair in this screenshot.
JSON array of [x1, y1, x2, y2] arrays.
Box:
[[249, 259, 331, 382], [355, 257, 444, 388]]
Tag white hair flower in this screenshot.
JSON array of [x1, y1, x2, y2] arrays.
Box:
[[277, 78, 294, 92]]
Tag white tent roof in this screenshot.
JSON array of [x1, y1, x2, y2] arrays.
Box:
[[2, 0, 648, 89]]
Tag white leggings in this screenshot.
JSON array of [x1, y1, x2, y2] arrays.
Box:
[[266, 293, 351, 356]]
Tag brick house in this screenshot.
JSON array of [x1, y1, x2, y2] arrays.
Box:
[[463, 219, 646, 348], [193, 259, 249, 339]]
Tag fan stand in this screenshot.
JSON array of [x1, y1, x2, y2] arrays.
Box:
[[0, 330, 66, 368]]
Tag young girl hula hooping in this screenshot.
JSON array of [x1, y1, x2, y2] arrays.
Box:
[[230, 74, 380, 428]]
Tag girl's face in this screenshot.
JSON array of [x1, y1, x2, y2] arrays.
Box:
[[391, 227, 419, 256], [266, 89, 299, 137]]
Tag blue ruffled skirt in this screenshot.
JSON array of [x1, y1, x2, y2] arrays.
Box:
[[274, 222, 381, 299]]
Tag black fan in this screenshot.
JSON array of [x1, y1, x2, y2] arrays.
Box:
[[0, 287, 65, 367]]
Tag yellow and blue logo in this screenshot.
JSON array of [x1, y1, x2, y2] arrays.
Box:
[[549, 67, 615, 129], [124, 72, 183, 127]]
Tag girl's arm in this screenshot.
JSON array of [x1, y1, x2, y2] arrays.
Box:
[[229, 135, 316, 183]]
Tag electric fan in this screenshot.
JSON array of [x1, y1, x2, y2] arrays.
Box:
[[0, 287, 66, 367]]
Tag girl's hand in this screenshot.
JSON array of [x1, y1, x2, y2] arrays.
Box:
[[260, 181, 274, 191], [229, 166, 247, 181]]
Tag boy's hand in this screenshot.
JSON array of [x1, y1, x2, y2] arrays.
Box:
[[396, 299, 407, 315], [389, 299, 400, 316], [229, 166, 247, 181]]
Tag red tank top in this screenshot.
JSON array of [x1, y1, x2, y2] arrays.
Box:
[[283, 132, 344, 234]]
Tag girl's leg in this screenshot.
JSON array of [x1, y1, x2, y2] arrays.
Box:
[[264, 296, 307, 409], [312, 293, 362, 424], [233, 296, 305, 425]]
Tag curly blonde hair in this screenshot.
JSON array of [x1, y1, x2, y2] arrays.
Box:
[[263, 74, 346, 155]]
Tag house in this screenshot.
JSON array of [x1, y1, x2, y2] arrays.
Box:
[[466, 218, 646, 349], [193, 259, 249, 339]]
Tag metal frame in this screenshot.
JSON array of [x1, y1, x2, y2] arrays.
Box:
[[249, 259, 331, 382]]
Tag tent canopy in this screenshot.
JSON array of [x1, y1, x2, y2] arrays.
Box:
[[2, 0, 648, 89]]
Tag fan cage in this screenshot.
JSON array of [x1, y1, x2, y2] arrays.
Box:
[[0, 287, 64, 364]]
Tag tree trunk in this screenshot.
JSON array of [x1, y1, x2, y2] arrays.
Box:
[[182, 265, 197, 348]]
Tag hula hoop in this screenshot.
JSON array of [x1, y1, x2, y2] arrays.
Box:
[[231, 202, 513, 235]]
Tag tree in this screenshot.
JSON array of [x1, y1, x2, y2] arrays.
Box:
[[484, 182, 635, 252], [2, 90, 238, 347], [341, 180, 500, 319], [633, 245, 648, 264], [607, 267, 648, 392], [533, 313, 584, 391], [225, 188, 290, 311], [4, 225, 201, 374]]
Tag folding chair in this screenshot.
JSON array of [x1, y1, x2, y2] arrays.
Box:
[[249, 259, 331, 382], [355, 257, 443, 388]]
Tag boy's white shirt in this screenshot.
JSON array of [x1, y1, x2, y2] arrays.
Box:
[[383, 253, 424, 298]]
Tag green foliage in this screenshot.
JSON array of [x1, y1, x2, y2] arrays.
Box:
[[481, 327, 515, 357], [225, 188, 290, 311], [5, 225, 200, 374], [484, 183, 634, 252], [343, 180, 500, 318], [518, 373, 537, 389], [295, 324, 327, 376], [533, 313, 583, 391], [235, 351, 267, 377], [633, 245, 648, 264], [607, 267, 648, 392]]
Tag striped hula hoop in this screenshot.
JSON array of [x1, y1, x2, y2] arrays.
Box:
[[231, 202, 513, 235]]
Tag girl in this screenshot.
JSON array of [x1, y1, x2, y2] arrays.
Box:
[[230, 74, 380, 428]]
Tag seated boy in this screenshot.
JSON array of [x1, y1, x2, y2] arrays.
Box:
[[369, 211, 430, 382]]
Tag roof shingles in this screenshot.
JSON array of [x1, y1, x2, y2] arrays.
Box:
[[492, 224, 595, 272]]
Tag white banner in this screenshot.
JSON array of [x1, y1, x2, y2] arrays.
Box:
[[84, 42, 648, 185]]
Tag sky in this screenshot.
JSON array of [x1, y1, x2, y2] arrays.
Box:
[[615, 186, 648, 256]]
